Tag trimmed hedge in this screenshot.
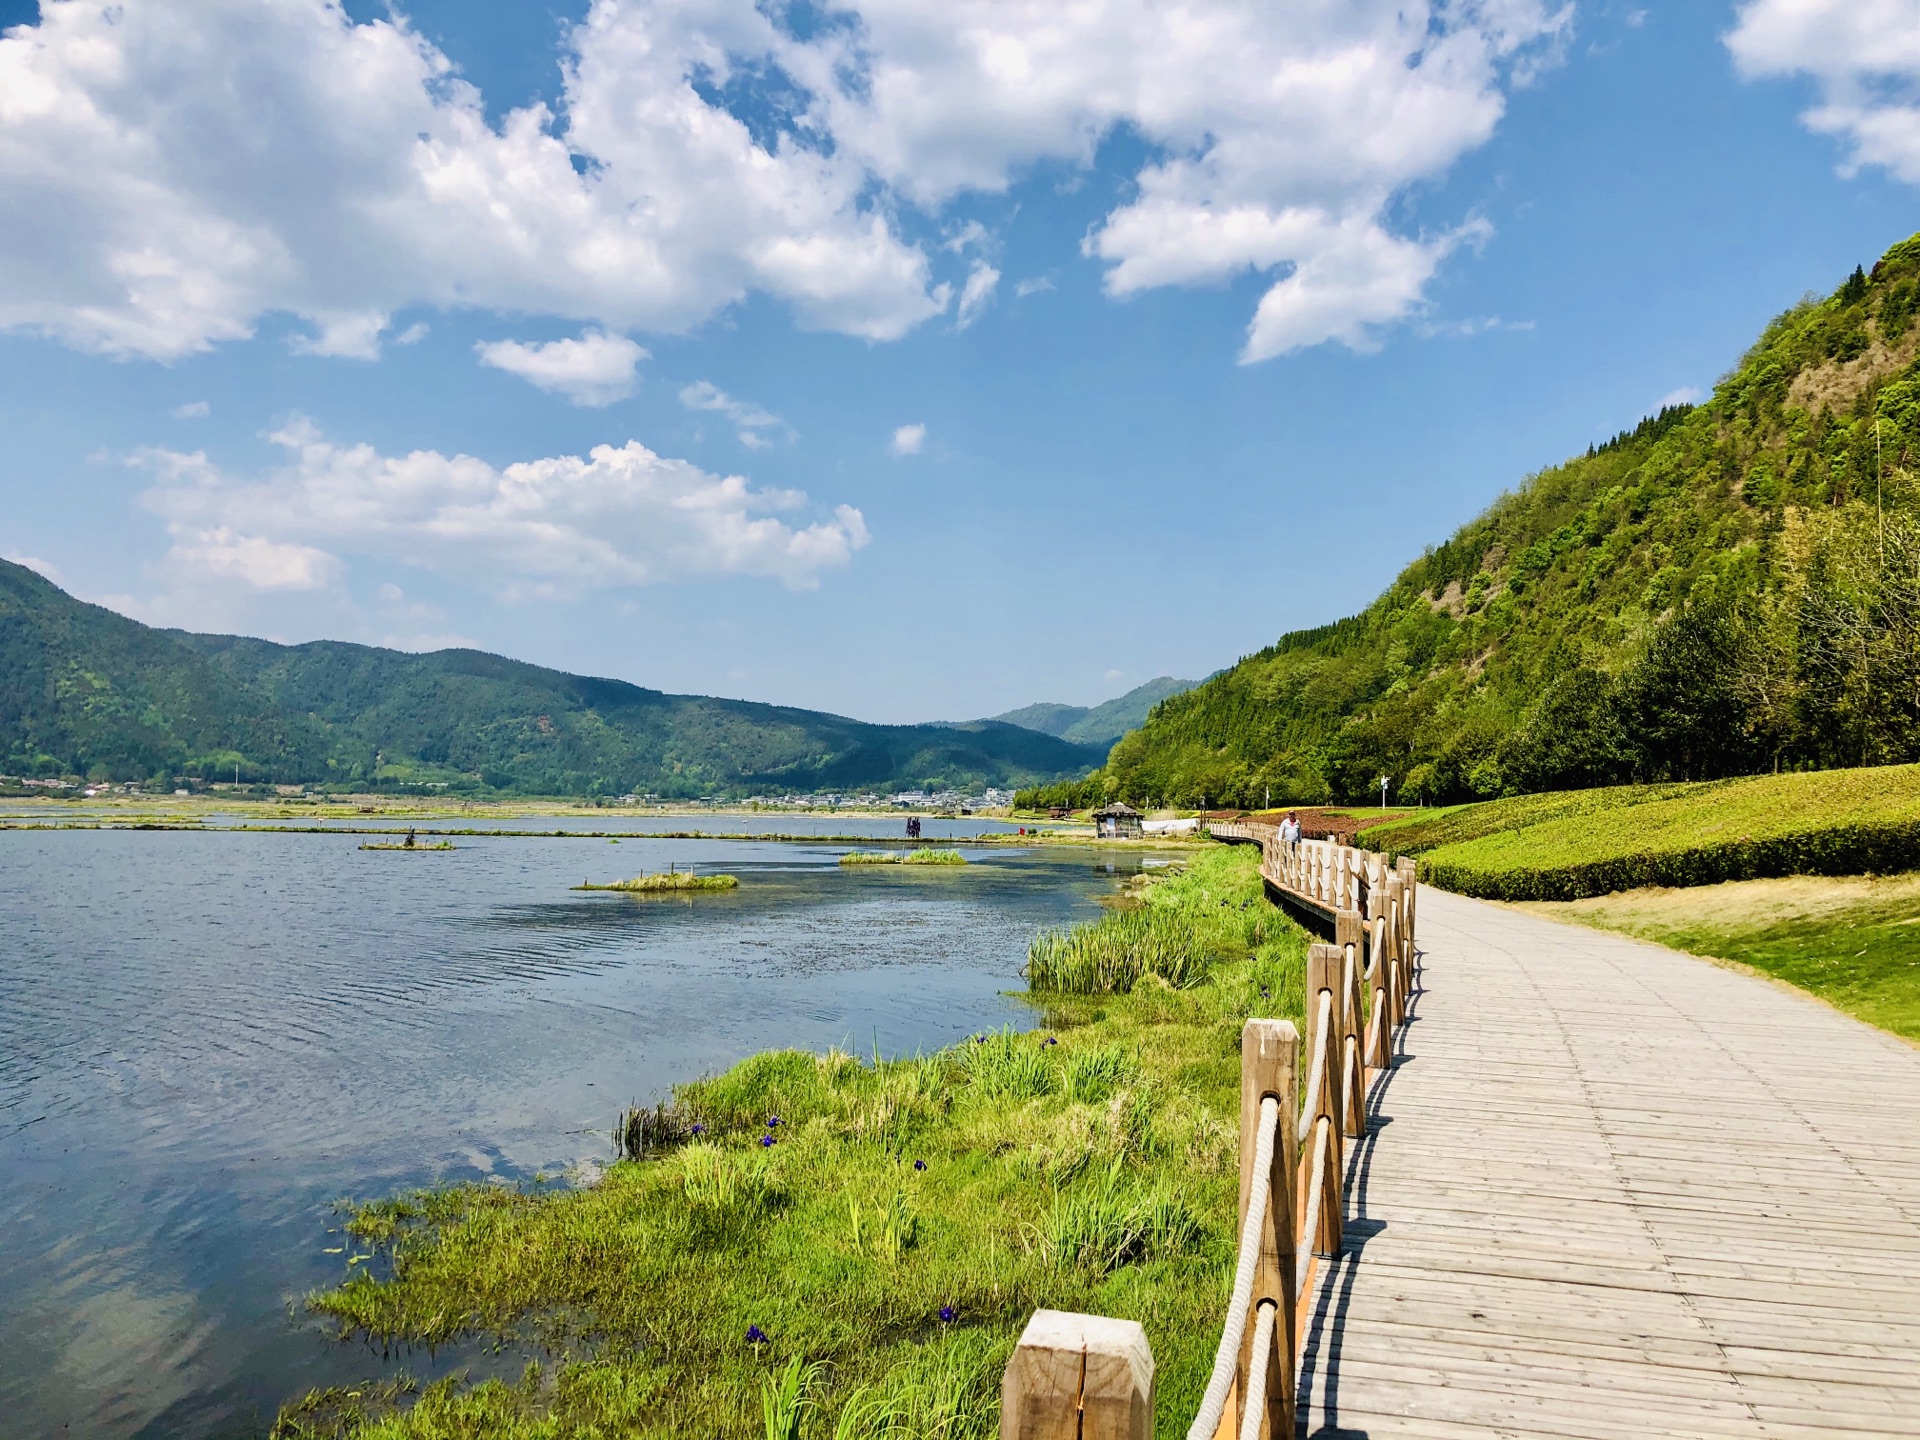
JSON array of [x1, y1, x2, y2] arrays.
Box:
[[1422, 819, 1920, 901]]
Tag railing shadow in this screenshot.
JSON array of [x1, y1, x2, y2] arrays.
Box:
[[1295, 945, 1424, 1439]]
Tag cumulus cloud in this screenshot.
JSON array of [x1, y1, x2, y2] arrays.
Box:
[[890, 423, 926, 456], [0, 0, 1567, 363], [1728, 1, 1920, 182], [133, 418, 871, 595], [172, 401, 211, 419], [679, 380, 786, 448], [477, 330, 648, 405]]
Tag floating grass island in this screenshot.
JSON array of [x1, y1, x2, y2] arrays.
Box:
[[839, 848, 968, 867], [574, 871, 741, 893], [357, 840, 455, 851]]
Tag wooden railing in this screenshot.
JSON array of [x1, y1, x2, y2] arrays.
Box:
[[1000, 828, 1417, 1439]]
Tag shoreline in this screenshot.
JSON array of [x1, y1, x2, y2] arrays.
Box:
[[274, 844, 1303, 1438]]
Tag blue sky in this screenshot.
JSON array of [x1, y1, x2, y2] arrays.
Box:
[[0, 0, 1914, 723]]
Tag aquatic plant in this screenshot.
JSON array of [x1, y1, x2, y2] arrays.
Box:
[[838, 848, 968, 867], [574, 870, 740, 892]]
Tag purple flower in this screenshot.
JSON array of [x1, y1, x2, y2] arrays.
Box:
[[766, 1115, 781, 1127], [746, 1324, 768, 1344], [690, 1123, 705, 1135], [1043, 1036, 1058, 1047], [939, 1304, 956, 1324], [913, 1159, 927, 1172], [760, 1134, 776, 1147]]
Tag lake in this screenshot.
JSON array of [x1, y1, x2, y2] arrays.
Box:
[[0, 821, 1140, 1438]]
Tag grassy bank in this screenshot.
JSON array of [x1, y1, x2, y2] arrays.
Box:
[[1358, 765, 1920, 901], [1519, 873, 1920, 1043], [275, 847, 1307, 1439]]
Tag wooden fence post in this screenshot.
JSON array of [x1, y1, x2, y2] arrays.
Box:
[[1002, 1309, 1154, 1440], [1334, 910, 1368, 1137], [1384, 874, 1405, 1030], [1304, 946, 1346, 1259], [1236, 1018, 1298, 1440]]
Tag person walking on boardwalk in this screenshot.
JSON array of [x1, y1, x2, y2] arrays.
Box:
[[1279, 811, 1301, 848]]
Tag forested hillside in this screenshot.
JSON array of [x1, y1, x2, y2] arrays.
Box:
[[0, 561, 1103, 796], [1045, 233, 1920, 809]]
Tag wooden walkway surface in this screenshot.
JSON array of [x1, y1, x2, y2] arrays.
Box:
[[1301, 888, 1920, 1439]]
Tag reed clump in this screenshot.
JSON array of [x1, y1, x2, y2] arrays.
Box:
[[839, 848, 968, 867], [575, 871, 741, 892], [281, 845, 1306, 1440]]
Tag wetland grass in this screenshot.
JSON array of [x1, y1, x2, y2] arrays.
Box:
[[838, 849, 968, 867], [574, 871, 742, 893], [277, 846, 1306, 1440]]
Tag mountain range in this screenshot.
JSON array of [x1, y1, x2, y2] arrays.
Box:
[[984, 676, 1197, 748], [1031, 232, 1920, 809], [0, 559, 1108, 797]]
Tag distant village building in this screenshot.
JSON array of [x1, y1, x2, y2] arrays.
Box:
[[1091, 802, 1144, 839]]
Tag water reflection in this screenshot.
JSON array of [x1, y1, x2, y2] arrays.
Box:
[[0, 826, 1137, 1438]]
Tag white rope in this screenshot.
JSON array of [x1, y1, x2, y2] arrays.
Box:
[[1185, 1094, 1280, 1440], [1295, 1116, 1331, 1293], [1296, 988, 1334, 1137], [1235, 1301, 1279, 1440]]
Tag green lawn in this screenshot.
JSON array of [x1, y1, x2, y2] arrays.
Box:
[[274, 847, 1308, 1440], [1521, 872, 1920, 1044], [1358, 765, 1920, 901]]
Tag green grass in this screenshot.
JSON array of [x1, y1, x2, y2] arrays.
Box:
[[273, 846, 1307, 1440], [1520, 872, 1920, 1043], [838, 849, 969, 867], [1357, 765, 1920, 901], [575, 871, 742, 892]]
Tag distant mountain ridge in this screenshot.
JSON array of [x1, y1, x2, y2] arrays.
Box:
[[986, 676, 1197, 748], [0, 558, 1105, 796]]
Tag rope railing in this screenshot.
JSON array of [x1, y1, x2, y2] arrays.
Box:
[[1000, 827, 1418, 1440]]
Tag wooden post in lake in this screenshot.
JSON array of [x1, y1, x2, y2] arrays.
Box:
[[1001, 1309, 1154, 1440]]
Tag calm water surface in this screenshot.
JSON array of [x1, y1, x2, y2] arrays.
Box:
[[0, 824, 1136, 1438]]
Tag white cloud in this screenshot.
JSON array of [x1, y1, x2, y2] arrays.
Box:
[[393, 321, 430, 345], [172, 401, 211, 418], [890, 422, 926, 456], [679, 379, 786, 448], [133, 417, 871, 596], [1728, 1, 1920, 183], [785, 0, 1571, 356], [0, 0, 1568, 364], [1014, 276, 1054, 297], [955, 262, 1000, 330], [477, 330, 647, 406], [1658, 386, 1704, 409]]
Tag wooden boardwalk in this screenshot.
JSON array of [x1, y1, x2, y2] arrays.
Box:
[[1301, 888, 1920, 1439]]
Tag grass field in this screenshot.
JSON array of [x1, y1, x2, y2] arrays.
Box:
[[1519, 873, 1920, 1044], [274, 847, 1307, 1439], [1357, 765, 1920, 901]]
